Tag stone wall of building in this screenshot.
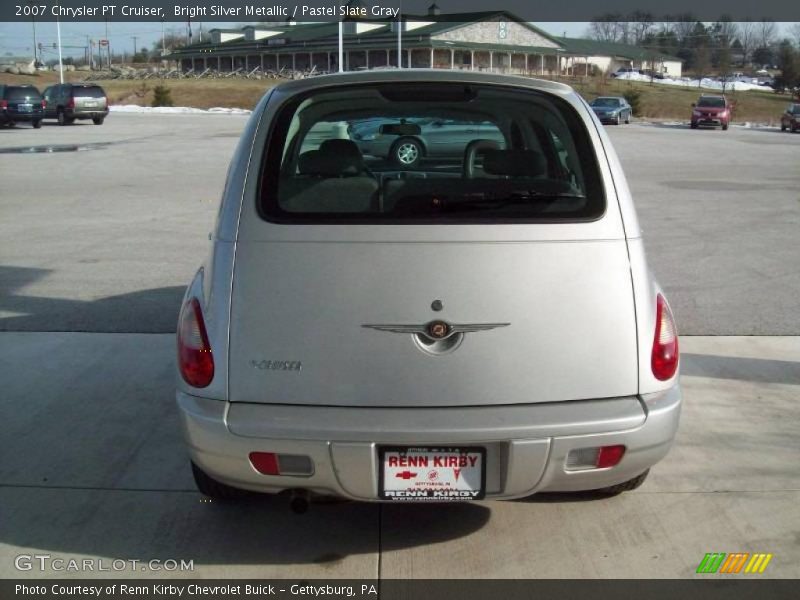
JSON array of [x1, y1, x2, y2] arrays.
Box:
[[433, 18, 561, 49]]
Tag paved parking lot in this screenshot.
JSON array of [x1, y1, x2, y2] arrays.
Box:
[[1, 112, 799, 579], [0, 114, 799, 334]]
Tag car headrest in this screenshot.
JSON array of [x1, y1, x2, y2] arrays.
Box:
[[298, 139, 366, 177], [482, 149, 547, 178]]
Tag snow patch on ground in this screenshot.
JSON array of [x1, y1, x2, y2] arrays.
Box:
[[110, 105, 251, 115], [613, 72, 770, 92]]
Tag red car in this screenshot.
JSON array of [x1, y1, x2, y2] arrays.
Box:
[[780, 103, 800, 132], [691, 95, 732, 130]]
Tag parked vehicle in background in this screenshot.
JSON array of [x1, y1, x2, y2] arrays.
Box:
[[780, 104, 800, 132], [175, 71, 682, 507], [42, 84, 109, 126], [349, 117, 505, 168], [589, 97, 632, 125], [0, 85, 44, 128], [611, 67, 640, 78], [691, 95, 732, 130]]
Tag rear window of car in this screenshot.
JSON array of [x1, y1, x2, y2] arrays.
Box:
[[258, 83, 605, 224], [71, 86, 105, 98], [5, 87, 41, 102]]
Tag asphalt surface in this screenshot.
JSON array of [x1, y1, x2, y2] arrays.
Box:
[[0, 112, 799, 579], [1, 332, 798, 578], [1, 114, 799, 334]]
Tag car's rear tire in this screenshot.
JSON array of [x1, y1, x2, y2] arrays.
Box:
[[191, 462, 249, 500], [32, 119, 42, 129], [593, 469, 650, 496], [690, 122, 698, 129], [781, 123, 787, 131], [391, 137, 423, 168], [57, 110, 66, 126], [92, 116, 105, 125], [722, 123, 729, 131], [6, 121, 15, 128]]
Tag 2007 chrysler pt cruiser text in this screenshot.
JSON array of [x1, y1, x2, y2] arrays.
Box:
[[176, 71, 680, 506]]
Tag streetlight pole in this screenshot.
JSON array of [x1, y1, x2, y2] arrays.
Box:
[[56, 1, 64, 83], [28, 0, 38, 65], [338, 21, 343, 72], [397, 1, 402, 68]]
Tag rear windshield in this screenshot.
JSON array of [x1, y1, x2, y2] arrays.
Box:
[[258, 83, 605, 223], [5, 87, 41, 102], [697, 97, 725, 108], [790, 105, 800, 115], [72, 86, 105, 98]]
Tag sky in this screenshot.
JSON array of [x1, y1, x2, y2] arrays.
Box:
[[1, 21, 590, 59]]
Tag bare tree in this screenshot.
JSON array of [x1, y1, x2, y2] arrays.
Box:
[[694, 45, 711, 85], [588, 14, 624, 43], [790, 23, 800, 49], [737, 20, 757, 65], [629, 11, 655, 45], [756, 20, 777, 49], [672, 16, 697, 45]]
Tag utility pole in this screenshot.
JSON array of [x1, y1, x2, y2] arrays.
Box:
[[27, 0, 38, 65], [105, 18, 110, 68], [132, 36, 138, 59]]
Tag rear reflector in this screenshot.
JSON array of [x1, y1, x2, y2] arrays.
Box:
[[596, 445, 626, 468], [249, 452, 280, 475], [566, 445, 626, 470], [177, 297, 214, 388], [249, 452, 313, 477], [652, 294, 679, 381]]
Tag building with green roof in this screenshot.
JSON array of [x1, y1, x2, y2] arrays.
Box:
[[167, 6, 682, 78]]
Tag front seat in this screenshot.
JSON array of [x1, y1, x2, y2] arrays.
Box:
[[281, 139, 378, 213]]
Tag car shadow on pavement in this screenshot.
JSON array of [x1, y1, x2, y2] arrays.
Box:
[[0, 266, 184, 332], [680, 353, 800, 385]]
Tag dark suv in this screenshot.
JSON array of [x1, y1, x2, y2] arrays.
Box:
[[42, 84, 108, 126], [0, 85, 44, 128], [691, 95, 732, 130]]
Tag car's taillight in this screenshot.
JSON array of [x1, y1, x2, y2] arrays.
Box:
[[652, 294, 679, 381], [67, 96, 75, 110], [177, 297, 214, 387], [0, 100, 7, 110], [41, 99, 46, 109]]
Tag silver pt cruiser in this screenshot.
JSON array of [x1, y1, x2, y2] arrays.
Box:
[[176, 71, 681, 506]]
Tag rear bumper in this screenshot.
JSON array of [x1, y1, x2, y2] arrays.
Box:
[[1, 110, 42, 122], [66, 109, 109, 119], [177, 386, 681, 500]]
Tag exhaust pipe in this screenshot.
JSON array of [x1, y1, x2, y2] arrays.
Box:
[[289, 489, 310, 514]]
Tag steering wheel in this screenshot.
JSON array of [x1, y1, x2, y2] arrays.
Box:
[[463, 139, 500, 178]]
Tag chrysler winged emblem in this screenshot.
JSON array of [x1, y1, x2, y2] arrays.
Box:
[[362, 320, 510, 342]]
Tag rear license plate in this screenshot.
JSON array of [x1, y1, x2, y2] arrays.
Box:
[[379, 446, 486, 501], [18, 104, 32, 113], [84, 102, 98, 107]]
